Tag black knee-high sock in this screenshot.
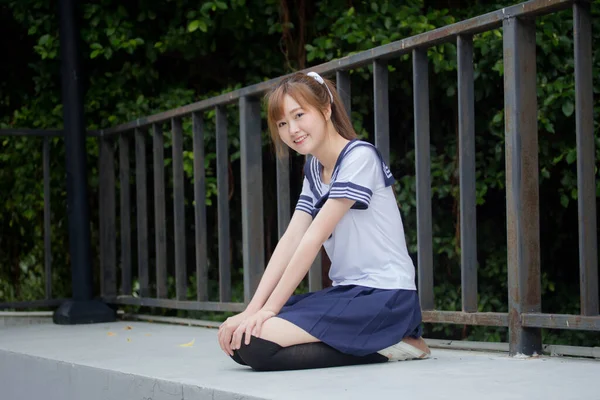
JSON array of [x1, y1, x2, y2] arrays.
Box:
[[230, 350, 247, 366], [235, 334, 387, 371]]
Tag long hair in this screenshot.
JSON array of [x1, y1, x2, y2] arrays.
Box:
[[265, 72, 357, 157]]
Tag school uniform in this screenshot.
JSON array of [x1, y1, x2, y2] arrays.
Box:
[[278, 139, 423, 357]]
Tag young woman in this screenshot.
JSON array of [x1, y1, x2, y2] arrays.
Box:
[[217, 71, 430, 371]]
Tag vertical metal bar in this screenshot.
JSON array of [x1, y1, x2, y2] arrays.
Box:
[[276, 150, 290, 239], [308, 252, 323, 292], [336, 70, 351, 117], [43, 137, 52, 299], [171, 118, 187, 301], [135, 128, 150, 297], [240, 96, 265, 302], [57, 0, 92, 300], [574, 2, 598, 317], [413, 48, 434, 311], [54, 0, 116, 325], [192, 112, 209, 302], [119, 134, 132, 295], [152, 124, 168, 299], [503, 17, 542, 356], [216, 106, 231, 302], [99, 137, 117, 297], [373, 60, 390, 164], [457, 35, 478, 313]]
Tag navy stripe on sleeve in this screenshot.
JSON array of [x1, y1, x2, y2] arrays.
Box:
[[329, 182, 373, 208], [295, 194, 314, 215]]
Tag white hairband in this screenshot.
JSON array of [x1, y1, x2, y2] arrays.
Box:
[[307, 72, 334, 103]]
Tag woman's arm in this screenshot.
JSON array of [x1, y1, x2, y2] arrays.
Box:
[[262, 198, 355, 314], [218, 210, 312, 356], [230, 198, 355, 348], [245, 210, 313, 313]]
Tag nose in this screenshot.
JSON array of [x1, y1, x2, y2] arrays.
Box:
[[288, 120, 300, 135]]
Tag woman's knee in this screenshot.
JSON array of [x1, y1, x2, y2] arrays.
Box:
[[236, 334, 283, 371]]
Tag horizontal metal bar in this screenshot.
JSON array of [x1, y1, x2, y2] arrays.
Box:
[[97, 0, 574, 136], [0, 129, 64, 137], [121, 313, 221, 329], [426, 339, 509, 352], [543, 344, 600, 359], [0, 299, 67, 309], [427, 339, 600, 359], [104, 296, 246, 313], [521, 313, 600, 331], [422, 310, 509, 327]]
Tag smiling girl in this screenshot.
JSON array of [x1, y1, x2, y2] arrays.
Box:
[[217, 71, 430, 371]]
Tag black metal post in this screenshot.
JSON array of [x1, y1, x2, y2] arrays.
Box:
[[53, 0, 115, 324]]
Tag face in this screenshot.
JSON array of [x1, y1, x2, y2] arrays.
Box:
[[276, 94, 329, 155]]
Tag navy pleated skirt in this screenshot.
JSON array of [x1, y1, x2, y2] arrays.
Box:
[[277, 284, 423, 357]]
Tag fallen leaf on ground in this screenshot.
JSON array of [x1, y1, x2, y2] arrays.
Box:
[[125, 326, 133, 330], [179, 338, 195, 347], [107, 332, 116, 336], [145, 334, 152, 337], [127, 338, 131, 342]]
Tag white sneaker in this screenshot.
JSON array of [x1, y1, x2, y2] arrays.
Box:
[[377, 341, 431, 361]]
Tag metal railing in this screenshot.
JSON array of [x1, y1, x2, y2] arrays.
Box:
[[1, 0, 597, 356]]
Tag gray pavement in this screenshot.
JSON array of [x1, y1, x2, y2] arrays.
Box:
[[0, 320, 598, 400]]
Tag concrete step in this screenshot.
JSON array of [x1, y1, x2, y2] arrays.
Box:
[[0, 321, 598, 400]]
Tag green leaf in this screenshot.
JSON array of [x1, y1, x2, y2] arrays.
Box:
[[492, 112, 503, 124], [562, 101, 574, 117], [384, 17, 392, 30], [188, 20, 200, 32], [560, 194, 569, 208], [446, 86, 455, 97], [566, 149, 576, 164], [39, 34, 50, 45], [543, 93, 558, 107]]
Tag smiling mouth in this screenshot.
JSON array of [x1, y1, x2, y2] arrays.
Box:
[[294, 135, 308, 144]]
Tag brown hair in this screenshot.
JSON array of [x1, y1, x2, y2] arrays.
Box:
[[265, 72, 357, 156]]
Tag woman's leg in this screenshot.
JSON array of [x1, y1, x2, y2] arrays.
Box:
[[258, 317, 319, 347], [233, 317, 387, 371], [236, 335, 387, 371]]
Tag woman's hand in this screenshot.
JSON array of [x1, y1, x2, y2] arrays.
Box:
[[218, 311, 254, 356], [231, 309, 276, 350]]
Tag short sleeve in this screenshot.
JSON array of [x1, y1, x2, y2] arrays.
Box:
[[329, 146, 385, 209], [295, 176, 315, 215]]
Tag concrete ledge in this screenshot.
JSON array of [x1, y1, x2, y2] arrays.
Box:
[[0, 350, 261, 400], [1, 321, 598, 400], [0, 311, 53, 327]]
